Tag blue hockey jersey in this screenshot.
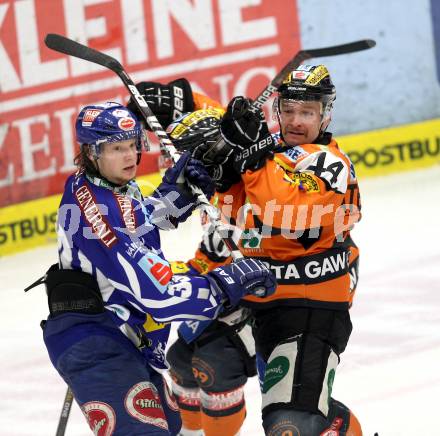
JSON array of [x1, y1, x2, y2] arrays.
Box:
[[57, 172, 225, 369]]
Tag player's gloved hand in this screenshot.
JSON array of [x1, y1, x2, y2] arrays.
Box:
[[199, 213, 242, 263], [220, 96, 274, 173], [187, 127, 241, 193], [206, 258, 277, 306], [127, 78, 194, 129], [184, 157, 216, 199], [155, 151, 215, 225]]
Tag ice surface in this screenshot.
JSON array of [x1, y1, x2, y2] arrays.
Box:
[[1, 166, 439, 435]]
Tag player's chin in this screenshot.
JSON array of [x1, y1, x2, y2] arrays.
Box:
[[284, 132, 305, 146], [121, 165, 137, 179]]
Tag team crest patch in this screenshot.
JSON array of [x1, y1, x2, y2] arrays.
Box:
[[82, 401, 116, 436], [124, 381, 168, 430], [283, 171, 320, 193]]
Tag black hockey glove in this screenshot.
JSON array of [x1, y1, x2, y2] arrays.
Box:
[[206, 258, 277, 306], [220, 96, 275, 173], [190, 132, 241, 193], [127, 78, 194, 129]]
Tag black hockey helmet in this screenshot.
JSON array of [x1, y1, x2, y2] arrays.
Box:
[[167, 107, 225, 162], [276, 64, 336, 120]]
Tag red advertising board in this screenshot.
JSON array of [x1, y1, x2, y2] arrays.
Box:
[[0, 0, 300, 208]]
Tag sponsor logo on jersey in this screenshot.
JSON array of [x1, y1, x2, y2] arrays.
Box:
[[263, 356, 290, 393], [118, 117, 136, 131], [115, 193, 137, 233], [138, 253, 173, 293], [241, 228, 262, 249], [125, 381, 168, 429], [261, 251, 349, 284], [82, 109, 102, 126], [282, 145, 308, 162], [75, 185, 118, 248], [82, 401, 116, 436]]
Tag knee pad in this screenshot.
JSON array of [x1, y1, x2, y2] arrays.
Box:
[[261, 334, 339, 417], [263, 408, 328, 436], [167, 338, 198, 389], [191, 335, 248, 391]]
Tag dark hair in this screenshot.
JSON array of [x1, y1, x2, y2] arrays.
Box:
[[73, 145, 100, 177]]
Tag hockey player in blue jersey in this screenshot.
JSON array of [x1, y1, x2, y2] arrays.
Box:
[[40, 102, 276, 435]]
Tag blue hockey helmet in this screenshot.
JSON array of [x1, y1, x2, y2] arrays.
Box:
[[75, 102, 148, 158]]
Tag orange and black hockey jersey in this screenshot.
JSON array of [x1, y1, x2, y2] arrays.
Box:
[[189, 95, 361, 309], [212, 134, 361, 309]]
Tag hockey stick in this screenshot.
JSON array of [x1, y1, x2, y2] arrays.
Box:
[[55, 387, 74, 436], [44, 34, 375, 257], [44, 33, 244, 259], [202, 38, 376, 163], [251, 39, 376, 111]]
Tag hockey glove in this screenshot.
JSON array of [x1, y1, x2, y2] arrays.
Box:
[[220, 96, 275, 173], [206, 258, 277, 307], [200, 214, 242, 263], [186, 127, 241, 193], [127, 78, 194, 129], [154, 151, 215, 225]]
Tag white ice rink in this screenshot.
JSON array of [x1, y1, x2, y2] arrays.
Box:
[[1, 166, 440, 436]]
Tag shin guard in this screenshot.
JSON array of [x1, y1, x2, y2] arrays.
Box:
[[200, 387, 246, 436]]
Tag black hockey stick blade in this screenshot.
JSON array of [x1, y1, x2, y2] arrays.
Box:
[[304, 38, 376, 59], [55, 387, 74, 436], [274, 39, 376, 89], [252, 38, 375, 110], [45, 33, 173, 147], [45, 33, 123, 72]]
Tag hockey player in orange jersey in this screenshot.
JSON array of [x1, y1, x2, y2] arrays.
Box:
[[212, 64, 362, 436], [128, 68, 362, 435]]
